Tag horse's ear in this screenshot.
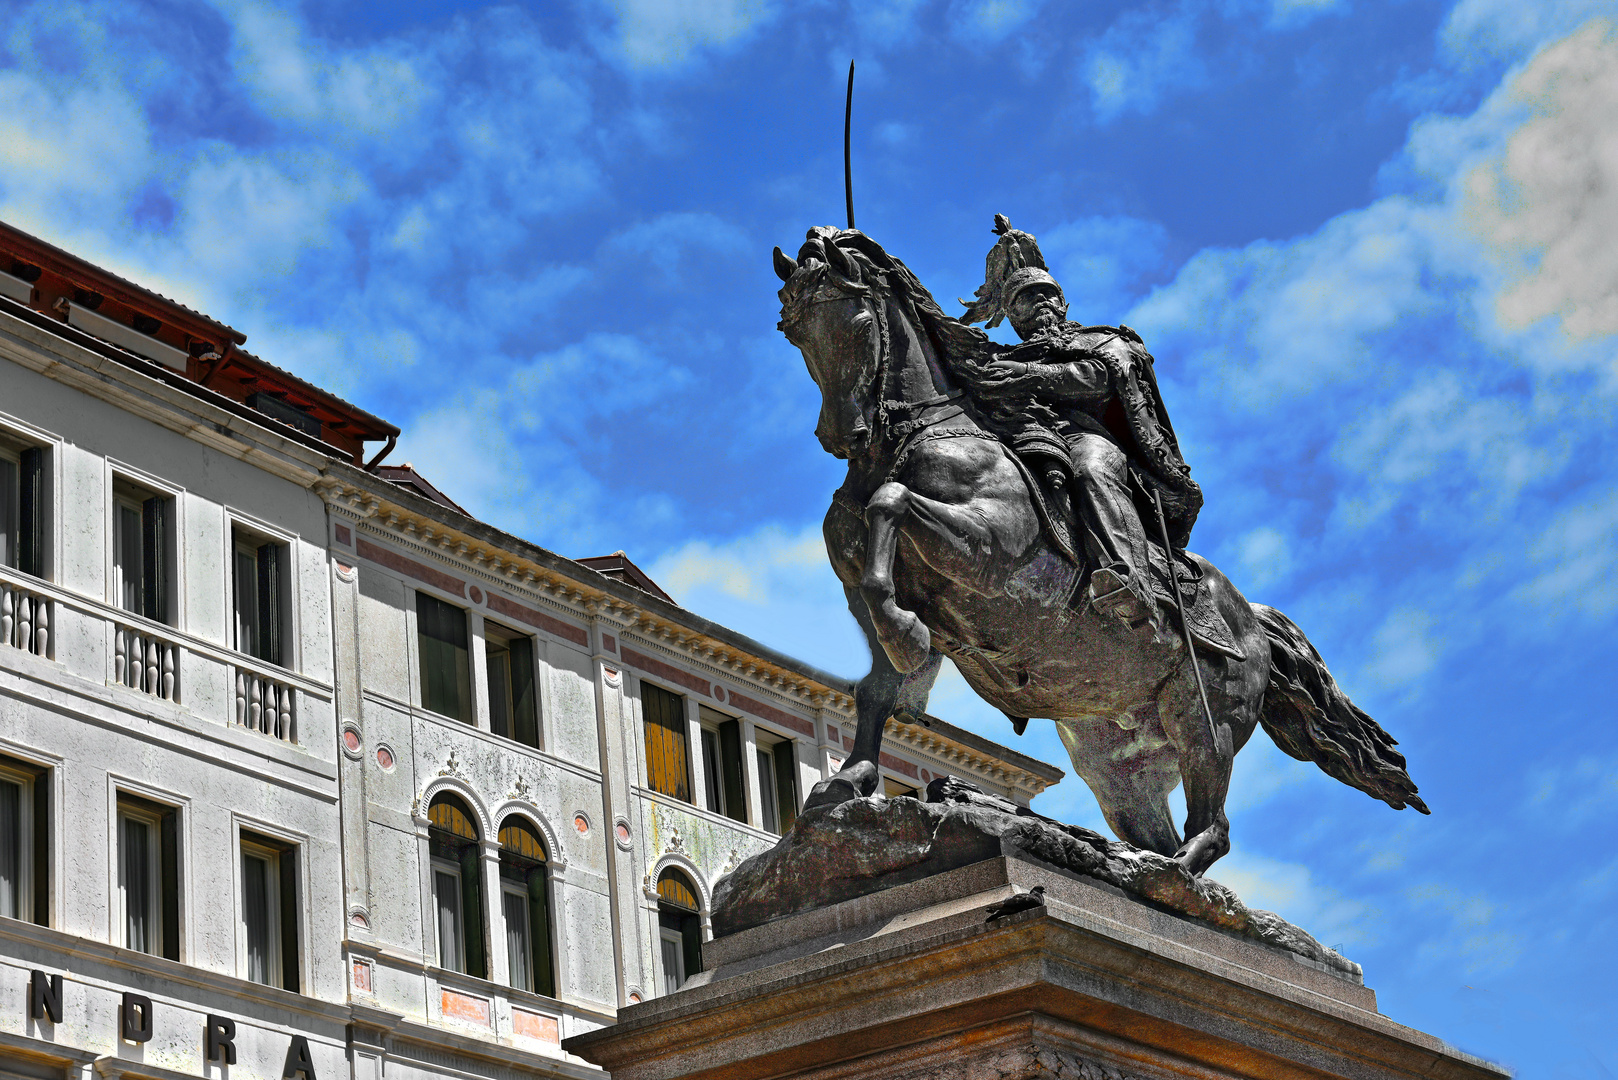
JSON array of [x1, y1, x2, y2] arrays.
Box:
[[773, 246, 797, 282], [824, 239, 857, 283]]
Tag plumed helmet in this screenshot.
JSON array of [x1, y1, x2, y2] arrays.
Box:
[[959, 214, 1062, 328]]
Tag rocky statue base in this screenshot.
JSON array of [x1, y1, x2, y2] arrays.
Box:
[[714, 777, 1359, 975], [565, 783, 1507, 1080]]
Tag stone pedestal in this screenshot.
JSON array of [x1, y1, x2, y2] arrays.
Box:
[[564, 857, 1506, 1080]]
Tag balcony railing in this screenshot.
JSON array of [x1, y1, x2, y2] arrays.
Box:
[[114, 622, 180, 702], [235, 668, 296, 742], [0, 579, 51, 658]]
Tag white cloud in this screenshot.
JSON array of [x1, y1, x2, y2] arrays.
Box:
[[1212, 851, 1378, 949], [607, 211, 750, 279], [1038, 215, 1170, 322], [949, 0, 1045, 42], [601, 0, 774, 68], [1441, 0, 1617, 64], [216, 0, 430, 136], [1233, 526, 1292, 591], [1364, 607, 1440, 689], [852, 0, 931, 47], [1515, 487, 1618, 619], [1465, 20, 1618, 340], [651, 525, 827, 605], [1082, 5, 1206, 122]]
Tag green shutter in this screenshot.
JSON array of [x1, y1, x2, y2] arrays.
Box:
[[159, 809, 179, 961], [279, 847, 300, 992], [718, 720, 745, 822], [141, 496, 167, 624], [458, 843, 486, 979], [773, 742, 798, 834], [510, 636, 539, 748], [528, 868, 554, 997], [257, 543, 282, 666]]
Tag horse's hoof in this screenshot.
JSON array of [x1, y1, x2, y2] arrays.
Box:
[[803, 776, 860, 813], [803, 761, 879, 813], [1173, 828, 1231, 877]]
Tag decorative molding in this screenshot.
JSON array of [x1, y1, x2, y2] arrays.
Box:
[[437, 749, 465, 779], [316, 472, 859, 713]]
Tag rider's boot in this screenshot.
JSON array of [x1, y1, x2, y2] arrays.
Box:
[[1087, 567, 1177, 647]]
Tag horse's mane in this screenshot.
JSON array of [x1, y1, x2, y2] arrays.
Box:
[[793, 228, 998, 378]]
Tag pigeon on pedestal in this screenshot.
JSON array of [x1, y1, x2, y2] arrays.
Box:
[[984, 885, 1046, 922]]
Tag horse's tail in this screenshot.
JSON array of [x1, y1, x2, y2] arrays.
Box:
[[1252, 604, 1430, 815]]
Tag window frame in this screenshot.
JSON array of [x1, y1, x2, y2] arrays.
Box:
[[236, 824, 302, 993], [483, 619, 541, 749], [109, 470, 178, 626], [0, 420, 51, 580], [116, 804, 163, 956], [240, 840, 283, 988], [432, 863, 466, 973], [228, 519, 293, 668], [113, 790, 181, 961], [697, 706, 746, 823], [754, 732, 800, 837], [497, 815, 554, 998], [0, 758, 38, 923]]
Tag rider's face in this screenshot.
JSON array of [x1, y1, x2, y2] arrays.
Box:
[[1007, 287, 1066, 340]]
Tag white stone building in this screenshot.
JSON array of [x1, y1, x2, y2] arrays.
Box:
[[0, 223, 1062, 1080]]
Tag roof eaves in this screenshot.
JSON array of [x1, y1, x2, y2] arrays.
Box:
[[1, 220, 246, 343]]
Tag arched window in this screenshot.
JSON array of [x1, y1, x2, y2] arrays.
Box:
[[428, 794, 486, 978], [498, 816, 555, 997], [656, 868, 702, 994]]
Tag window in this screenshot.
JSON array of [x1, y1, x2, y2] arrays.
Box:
[[428, 794, 485, 978], [0, 756, 48, 925], [656, 869, 702, 995], [884, 777, 919, 800], [642, 683, 691, 803], [698, 707, 746, 823], [0, 437, 44, 577], [116, 794, 178, 959], [417, 593, 471, 722], [756, 737, 799, 837], [113, 478, 172, 623], [485, 623, 539, 748], [232, 529, 287, 665], [498, 817, 554, 997], [240, 831, 300, 991]]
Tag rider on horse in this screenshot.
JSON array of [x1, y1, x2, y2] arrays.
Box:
[[958, 215, 1203, 641]]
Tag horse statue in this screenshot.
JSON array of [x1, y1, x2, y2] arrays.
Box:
[[772, 226, 1427, 875]]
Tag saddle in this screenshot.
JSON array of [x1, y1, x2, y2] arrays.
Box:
[[1009, 456, 1245, 663]]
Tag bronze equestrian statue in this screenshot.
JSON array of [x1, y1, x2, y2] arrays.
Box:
[[772, 221, 1426, 875]]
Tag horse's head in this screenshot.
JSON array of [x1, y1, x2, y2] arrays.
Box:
[[774, 228, 884, 459]]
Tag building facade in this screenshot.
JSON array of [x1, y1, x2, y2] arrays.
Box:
[[0, 223, 1062, 1080]]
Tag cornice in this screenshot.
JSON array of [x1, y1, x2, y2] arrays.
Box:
[[317, 475, 858, 716], [885, 717, 1055, 797]]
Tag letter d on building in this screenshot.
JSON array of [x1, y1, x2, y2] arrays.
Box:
[[121, 992, 154, 1043]]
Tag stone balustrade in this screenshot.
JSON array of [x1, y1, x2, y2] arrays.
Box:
[[0, 573, 51, 658], [113, 621, 180, 702], [235, 667, 296, 742]]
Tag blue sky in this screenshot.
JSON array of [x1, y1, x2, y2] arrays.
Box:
[[4, 0, 1617, 1070]]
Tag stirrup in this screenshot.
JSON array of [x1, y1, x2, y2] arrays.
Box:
[[1088, 570, 1154, 629]]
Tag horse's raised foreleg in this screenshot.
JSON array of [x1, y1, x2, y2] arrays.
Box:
[[803, 584, 942, 813], [861, 482, 934, 674]]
